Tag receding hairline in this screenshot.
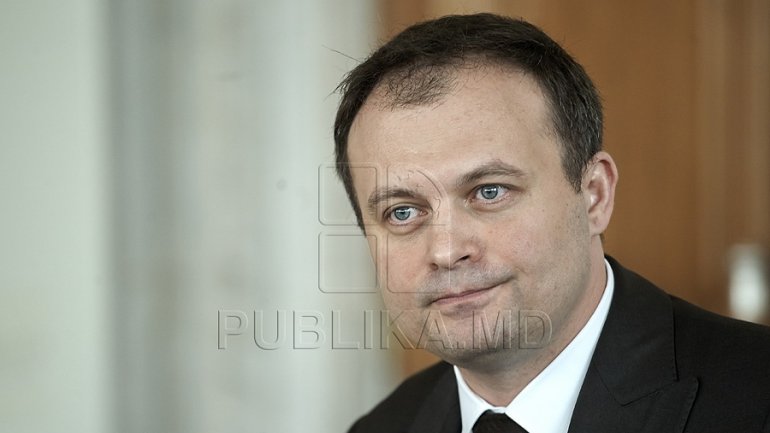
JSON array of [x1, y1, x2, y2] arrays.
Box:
[[365, 57, 525, 108], [358, 60, 563, 144]]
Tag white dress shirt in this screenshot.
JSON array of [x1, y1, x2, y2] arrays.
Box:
[[454, 259, 615, 433]]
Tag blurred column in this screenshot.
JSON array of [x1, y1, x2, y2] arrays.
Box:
[[0, 1, 110, 433], [728, 244, 769, 322], [110, 1, 398, 433]]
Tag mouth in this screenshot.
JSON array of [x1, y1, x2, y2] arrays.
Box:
[[429, 285, 497, 308]]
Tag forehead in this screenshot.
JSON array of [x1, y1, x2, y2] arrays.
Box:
[[348, 67, 558, 174]]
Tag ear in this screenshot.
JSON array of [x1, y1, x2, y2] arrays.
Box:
[[582, 151, 618, 236]]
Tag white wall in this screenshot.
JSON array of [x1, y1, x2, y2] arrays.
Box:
[[0, 1, 399, 432], [109, 1, 398, 433], [0, 1, 110, 432]]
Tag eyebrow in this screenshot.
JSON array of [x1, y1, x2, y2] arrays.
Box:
[[366, 187, 419, 217], [455, 161, 527, 189]]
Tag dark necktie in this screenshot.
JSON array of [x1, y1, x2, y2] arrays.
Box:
[[472, 410, 529, 433]]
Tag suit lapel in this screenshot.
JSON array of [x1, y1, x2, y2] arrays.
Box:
[[569, 257, 698, 433], [408, 364, 461, 433]]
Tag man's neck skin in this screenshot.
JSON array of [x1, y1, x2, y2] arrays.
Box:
[[457, 243, 608, 406]]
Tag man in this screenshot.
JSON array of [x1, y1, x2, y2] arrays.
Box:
[[334, 13, 770, 433]]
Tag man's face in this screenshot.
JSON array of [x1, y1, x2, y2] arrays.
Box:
[[346, 67, 604, 368]]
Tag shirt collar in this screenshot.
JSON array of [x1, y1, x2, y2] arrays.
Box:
[[455, 259, 615, 433]]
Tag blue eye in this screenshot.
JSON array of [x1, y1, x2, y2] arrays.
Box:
[[479, 185, 502, 200], [389, 206, 418, 223]]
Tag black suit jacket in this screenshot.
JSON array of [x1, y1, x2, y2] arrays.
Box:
[[349, 257, 770, 433]]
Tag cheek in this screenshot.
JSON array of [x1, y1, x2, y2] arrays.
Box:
[[370, 233, 423, 303], [368, 232, 390, 287], [482, 213, 542, 263]]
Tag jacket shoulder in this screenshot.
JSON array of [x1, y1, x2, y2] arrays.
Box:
[[669, 297, 770, 431], [671, 295, 770, 372], [348, 361, 454, 433]]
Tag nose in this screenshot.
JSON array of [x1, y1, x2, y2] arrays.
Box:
[[427, 211, 482, 270]]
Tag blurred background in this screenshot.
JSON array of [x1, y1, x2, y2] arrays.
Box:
[[1, 1, 768, 432]]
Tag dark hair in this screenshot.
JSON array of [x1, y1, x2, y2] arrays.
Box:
[[334, 13, 603, 229]]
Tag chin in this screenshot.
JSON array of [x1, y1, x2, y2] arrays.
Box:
[[430, 344, 523, 371], [420, 322, 519, 364]]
